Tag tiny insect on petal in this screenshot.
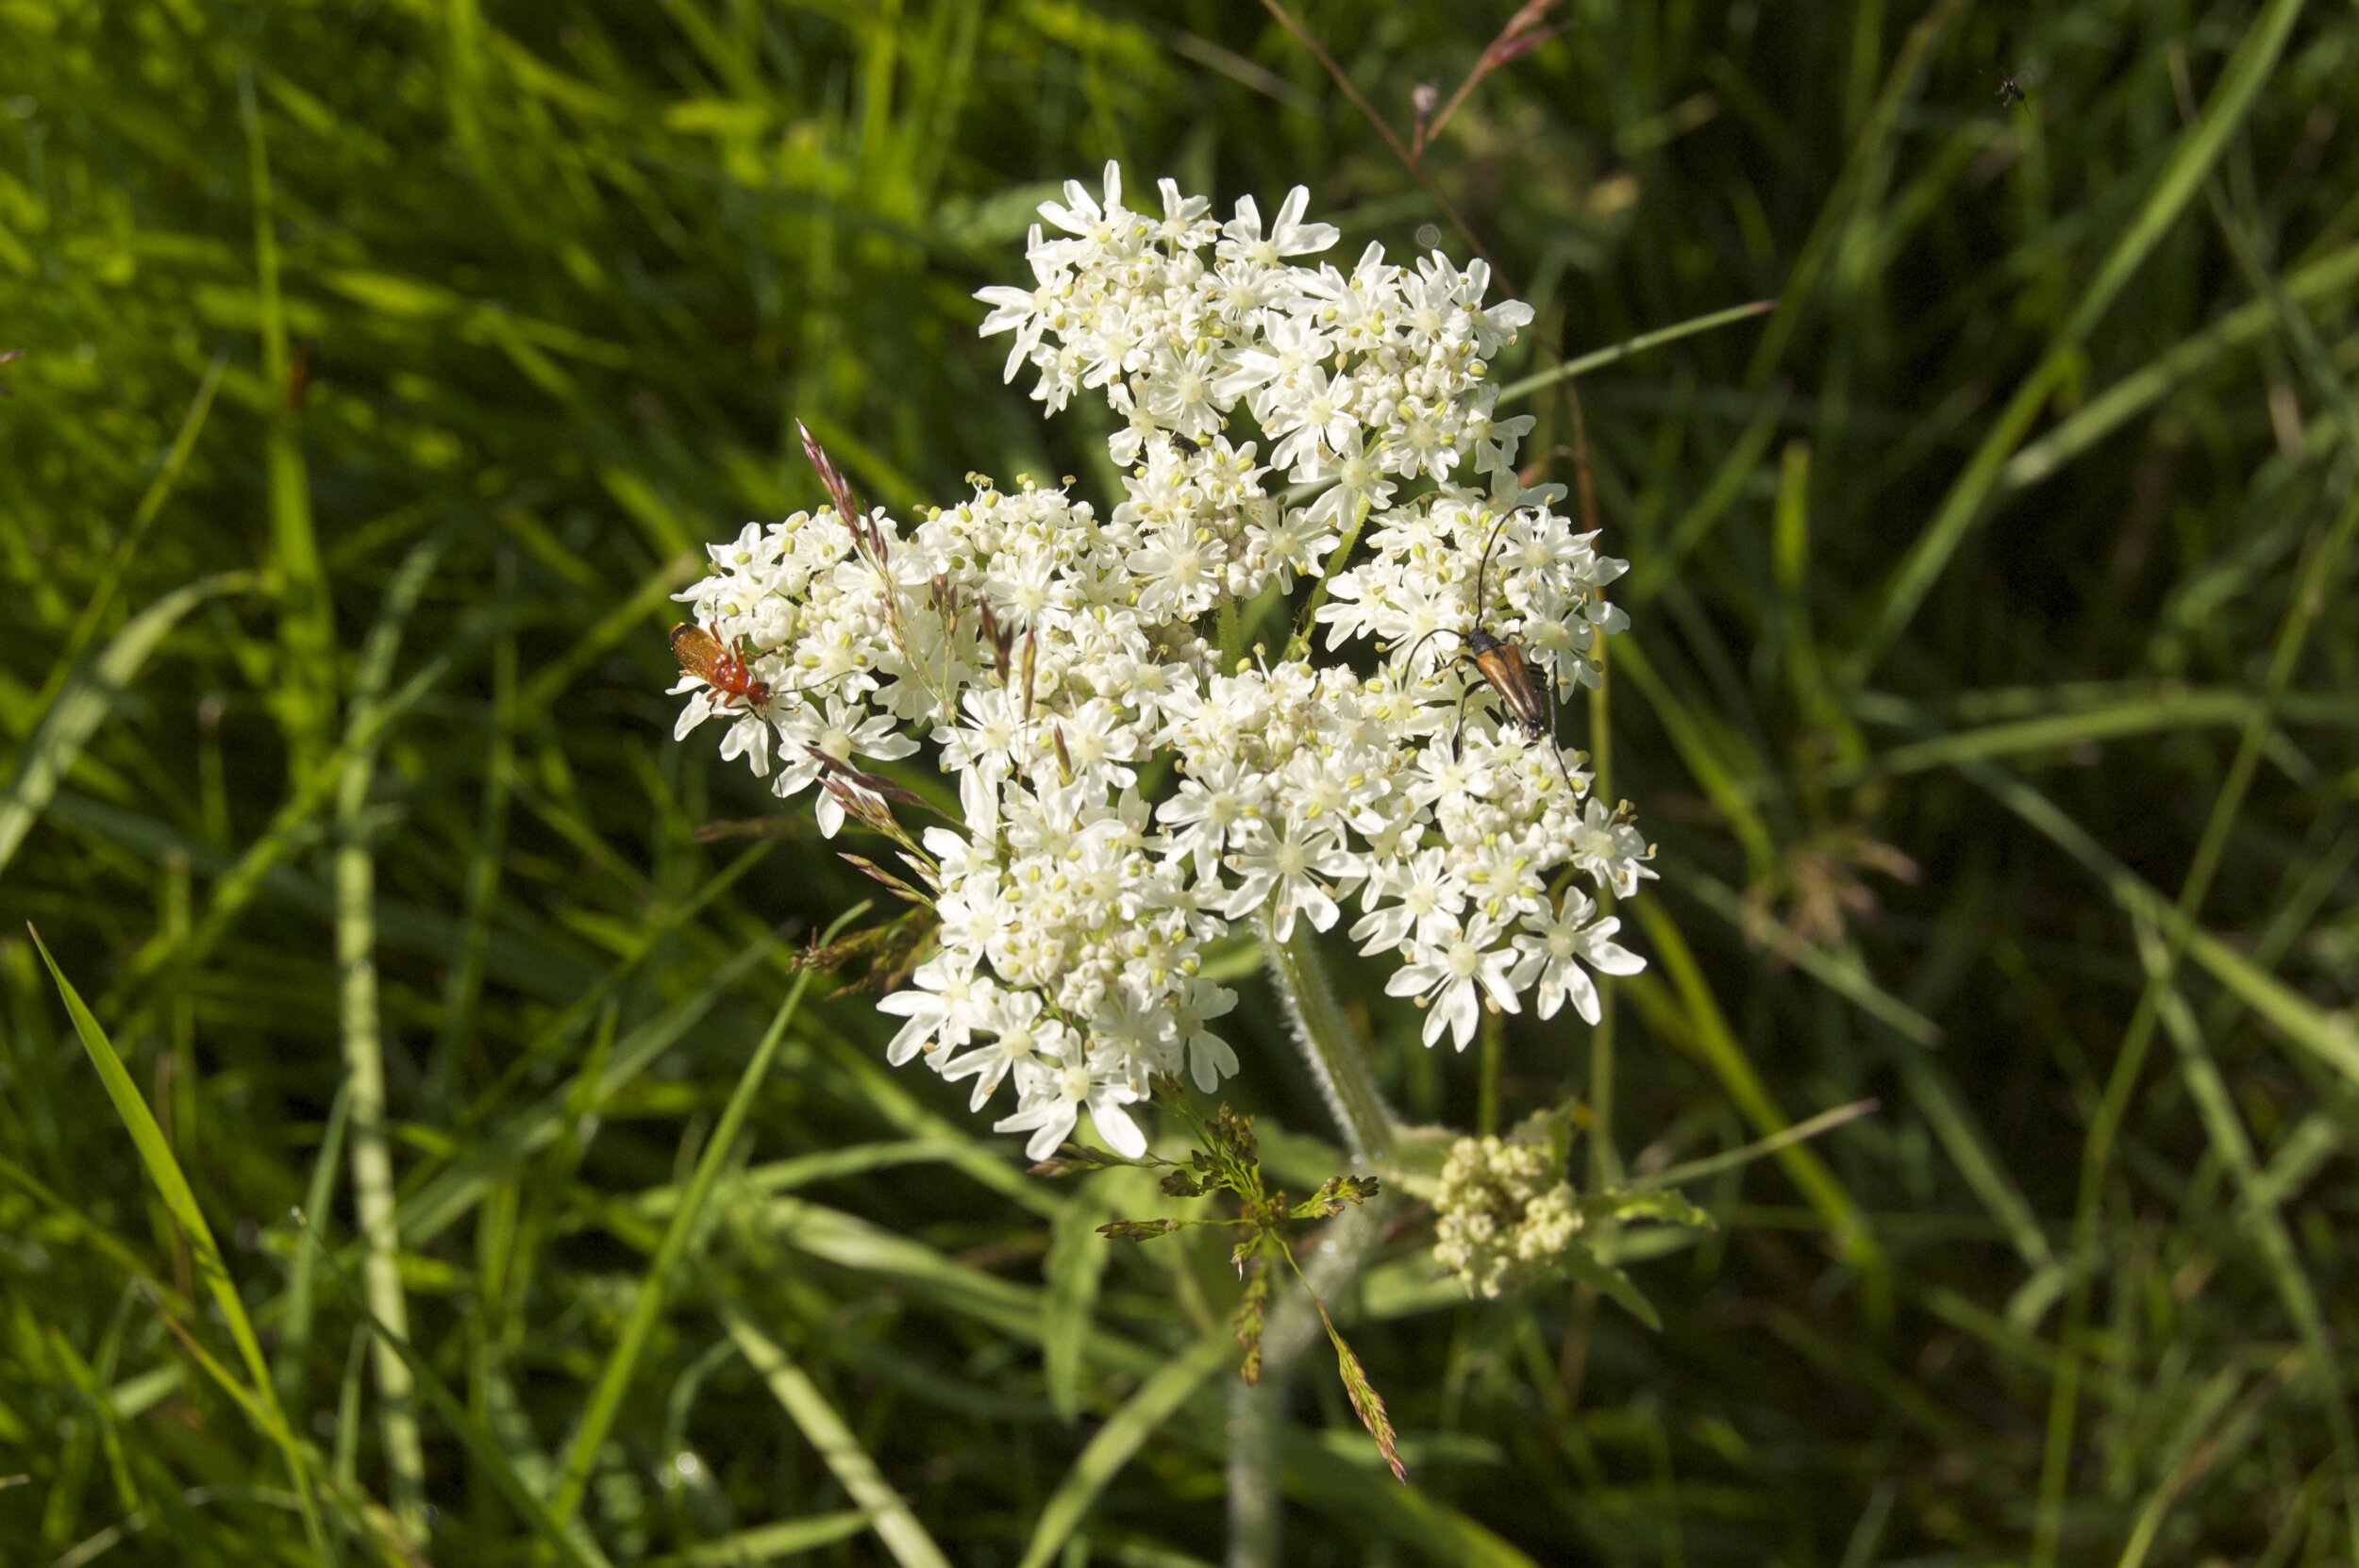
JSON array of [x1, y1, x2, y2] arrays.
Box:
[[671, 623, 771, 709]]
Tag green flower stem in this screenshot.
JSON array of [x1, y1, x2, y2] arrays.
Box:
[[1260, 916, 1395, 1163]]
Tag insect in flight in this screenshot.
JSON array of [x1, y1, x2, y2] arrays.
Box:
[[670, 622, 772, 710]]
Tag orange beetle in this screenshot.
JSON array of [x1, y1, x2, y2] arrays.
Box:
[[670, 623, 773, 709], [1463, 627, 1548, 740]]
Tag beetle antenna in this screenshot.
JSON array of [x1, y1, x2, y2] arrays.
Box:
[[1544, 669, 1580, 795], [1471, 514, 1512, 632], [1393, 626, 1462, 680]]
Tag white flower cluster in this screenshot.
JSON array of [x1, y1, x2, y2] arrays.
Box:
[[671, 165, 1653, 1161], [1431, 1129, 1583, 1299]]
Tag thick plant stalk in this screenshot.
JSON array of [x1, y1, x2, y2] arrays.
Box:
[[1259, 916, 1396, 1162], [1231, 921, 1397, 1565]]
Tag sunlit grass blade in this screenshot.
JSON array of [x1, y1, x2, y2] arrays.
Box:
[[338, 538, 446, 1533], [724, 1310, 954, 1568], [1630, 1098, 1879, 1193], [29, 926, 337, 1564], [1016, 1333, 1231, 1568], [1828, 690, 2334, 791], [547, 920, 841, 1529], [1976, 759, 2359, 1083], [644, 1512, 875, 1566], [241, 66, 336, 771], [1680, 869, 1939, 1046], [1674, 870, 2060, 1273], [2001, 239, 2359, 492], [1496, 299, 1774, 405], [0, 574, 255, 879], [1630, 905, 1890, 1325]]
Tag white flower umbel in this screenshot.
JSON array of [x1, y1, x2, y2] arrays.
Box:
[[671, 164, 1657, 1159]]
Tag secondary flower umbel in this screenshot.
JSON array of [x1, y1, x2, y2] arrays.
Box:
[[670, 164, 1653, 1159]]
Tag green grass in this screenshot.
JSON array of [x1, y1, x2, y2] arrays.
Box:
[[5, 1, 2358, 1563]]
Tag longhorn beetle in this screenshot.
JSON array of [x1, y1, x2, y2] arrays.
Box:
[[1397, 518, 1581, 790]]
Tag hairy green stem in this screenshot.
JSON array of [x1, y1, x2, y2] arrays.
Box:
[[1230, 923, 1397, 1567], [1260, 917, 1396, 1162]]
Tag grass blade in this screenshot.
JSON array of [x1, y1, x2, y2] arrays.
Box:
[[275, 1078, 351, 1408], [2001, 239, 2359, 492], [1631, 904, 1889, 1324], [1631, 1098, 1879, 1193], [547, 922, 841, 1529], [337, 539, 446, 1534], [1497, 299, 1774, 404], [1016, 1333, 1231, 1568], [1848, 0, 2315, 679], [0, 574, 255, 878], [25, 353, 227, 718], [306, 1219, 617, 1568], [645, 1513, 875, 1566], [724, 1309, 954, 1568], [240, 66, 336, 771], [30, 926, 337, 1564]]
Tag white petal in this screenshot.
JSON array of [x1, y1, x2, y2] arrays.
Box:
[[1091, 1096, 1147, 1159]]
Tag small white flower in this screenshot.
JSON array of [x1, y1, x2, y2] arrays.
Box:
[[1511, 892, 1646, 1026], [1386, 914, 1520, 1050], [1219, 185, 1339, 266], [995, 1058, 1148, 1162], [1222, 819, 1353, 942]]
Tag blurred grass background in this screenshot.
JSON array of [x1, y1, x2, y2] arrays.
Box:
[[4, 0, 2358, 1563]]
